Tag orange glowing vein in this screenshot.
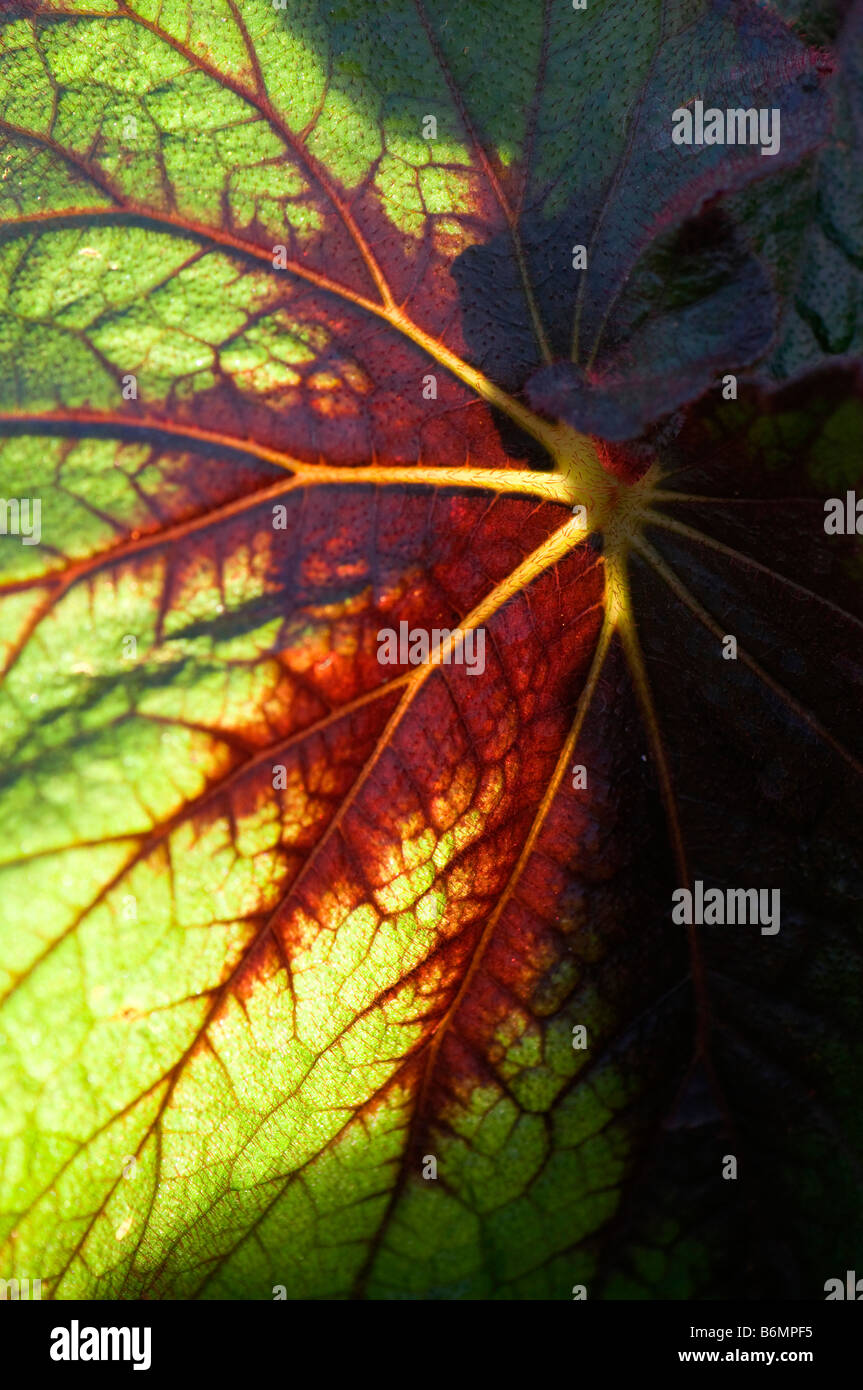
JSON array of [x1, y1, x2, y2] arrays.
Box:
[[415, 597, 617, 1106]]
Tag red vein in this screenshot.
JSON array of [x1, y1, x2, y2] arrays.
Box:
[[104, 0, 396, 309], [0, 408, 575, 504], [0, 405, 307, 473], [0, 135, 565, 454], [0, 674, 410, 1008]]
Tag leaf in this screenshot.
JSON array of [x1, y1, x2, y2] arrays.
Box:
[[464, 0, 832, 436], [524, 210, 778, 439], [0, 0, 860, 1302]]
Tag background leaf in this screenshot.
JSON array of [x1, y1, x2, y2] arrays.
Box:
[[737, 0, 863, 378]]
